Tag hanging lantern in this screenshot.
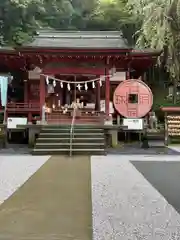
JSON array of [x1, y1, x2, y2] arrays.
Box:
[[92, 81, 95, 88], [60, 81, 63, 88], [67, 83, 70, 91], [77, 84, 81, 91], [46, 75, 49, 85], [53, 80, 56, 87], [85, 82, 88, 91]]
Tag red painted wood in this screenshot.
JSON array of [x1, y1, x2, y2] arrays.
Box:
[[39, 75, 45, 119], [105, 65, 110, 118], [7, 102, 40, 113], [43, 67, 105, 75], [161, 107, 180, 112], [19, 47, 131, 54]]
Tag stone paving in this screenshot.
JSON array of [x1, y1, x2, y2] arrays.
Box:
[[0, 154, 180, 239]]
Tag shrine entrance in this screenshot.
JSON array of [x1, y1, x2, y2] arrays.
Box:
[[44, 74, 103, 124]]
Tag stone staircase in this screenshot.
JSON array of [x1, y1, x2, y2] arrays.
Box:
[[32, 125, 105, 155]]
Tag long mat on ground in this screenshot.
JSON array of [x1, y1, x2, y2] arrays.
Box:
[[0, 156, 92, 240]]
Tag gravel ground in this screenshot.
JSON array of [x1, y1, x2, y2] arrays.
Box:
[[91, 155, 180, 240], [0, 156, 91, 240], [1, 153, 180, 239], [0, 155, 49, 204], [108, 143, 180, 155], [0, 144, 30, 155], [0, 143, 180, 155]]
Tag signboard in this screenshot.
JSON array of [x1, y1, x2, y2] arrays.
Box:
[[7, 118, 27, 129], [123, 118, 143, 130]]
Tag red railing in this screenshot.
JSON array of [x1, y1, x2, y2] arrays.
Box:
[[45, 109, 104, 124], [7, 102, 40, 112]]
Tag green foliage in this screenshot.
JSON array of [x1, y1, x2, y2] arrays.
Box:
[[0, 0, 133, 45], [126, 0, 180, 102]]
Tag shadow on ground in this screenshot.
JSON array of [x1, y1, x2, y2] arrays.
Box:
[[108, 142, 180, 155], [132, 161, 180, 214]]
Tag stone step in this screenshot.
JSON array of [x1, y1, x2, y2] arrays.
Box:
[[32, 148, 105, 155], [42, 125, 104, 129], [35, 142, 105, 149], [147, 134, 164, 141], [41, 128, 104, 133], [47, 120, 102, 125], [39, 133, 104, 138], [36, 137, 105, 143]]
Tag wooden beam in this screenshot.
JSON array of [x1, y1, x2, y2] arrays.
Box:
[[43, 67, 105, 75]]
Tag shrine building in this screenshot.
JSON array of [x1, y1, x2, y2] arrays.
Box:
[[0, 30, 161, 125]]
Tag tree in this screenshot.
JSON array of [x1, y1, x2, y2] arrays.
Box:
[[85, 0, 136, 44], [0, 0, 47, 45], [126, 0, 180, 103], [0, 0, 134, 45]]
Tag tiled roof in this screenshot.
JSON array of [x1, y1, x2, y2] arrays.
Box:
[[0, 46, 16, 53], [22, 30, 130, 49], [131, 48, 162, 55]]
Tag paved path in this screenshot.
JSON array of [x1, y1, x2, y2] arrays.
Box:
[[0, 156, 91, 240], [1, 154, 180, 239]]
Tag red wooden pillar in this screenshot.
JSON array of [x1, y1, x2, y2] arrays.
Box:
[[40, 74, 46, 120], [24, 80, 28, 102], [126, 62, 131, 79], [96, 77, 100, 111], [126, 71, 130, 79], [23, 72, 31, 122], [23, 71, 29, 102], [105, 59, 110, 119]]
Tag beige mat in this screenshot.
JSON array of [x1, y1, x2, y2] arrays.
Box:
[[0, 156, 92, 240]]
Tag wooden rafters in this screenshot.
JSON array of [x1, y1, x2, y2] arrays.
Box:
[[0, 48, 159, 73]]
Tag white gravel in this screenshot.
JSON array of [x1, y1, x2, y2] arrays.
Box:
[[168, 146, 180, 153], [0, 155, 50, 205], [91, 156, 180, 240]]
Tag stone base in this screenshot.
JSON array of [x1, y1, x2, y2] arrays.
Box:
[[109, 129, 118, 148], [28, 127, 41, 147]]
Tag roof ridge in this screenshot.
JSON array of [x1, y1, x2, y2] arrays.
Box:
[[36, 35, 123, 39]]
